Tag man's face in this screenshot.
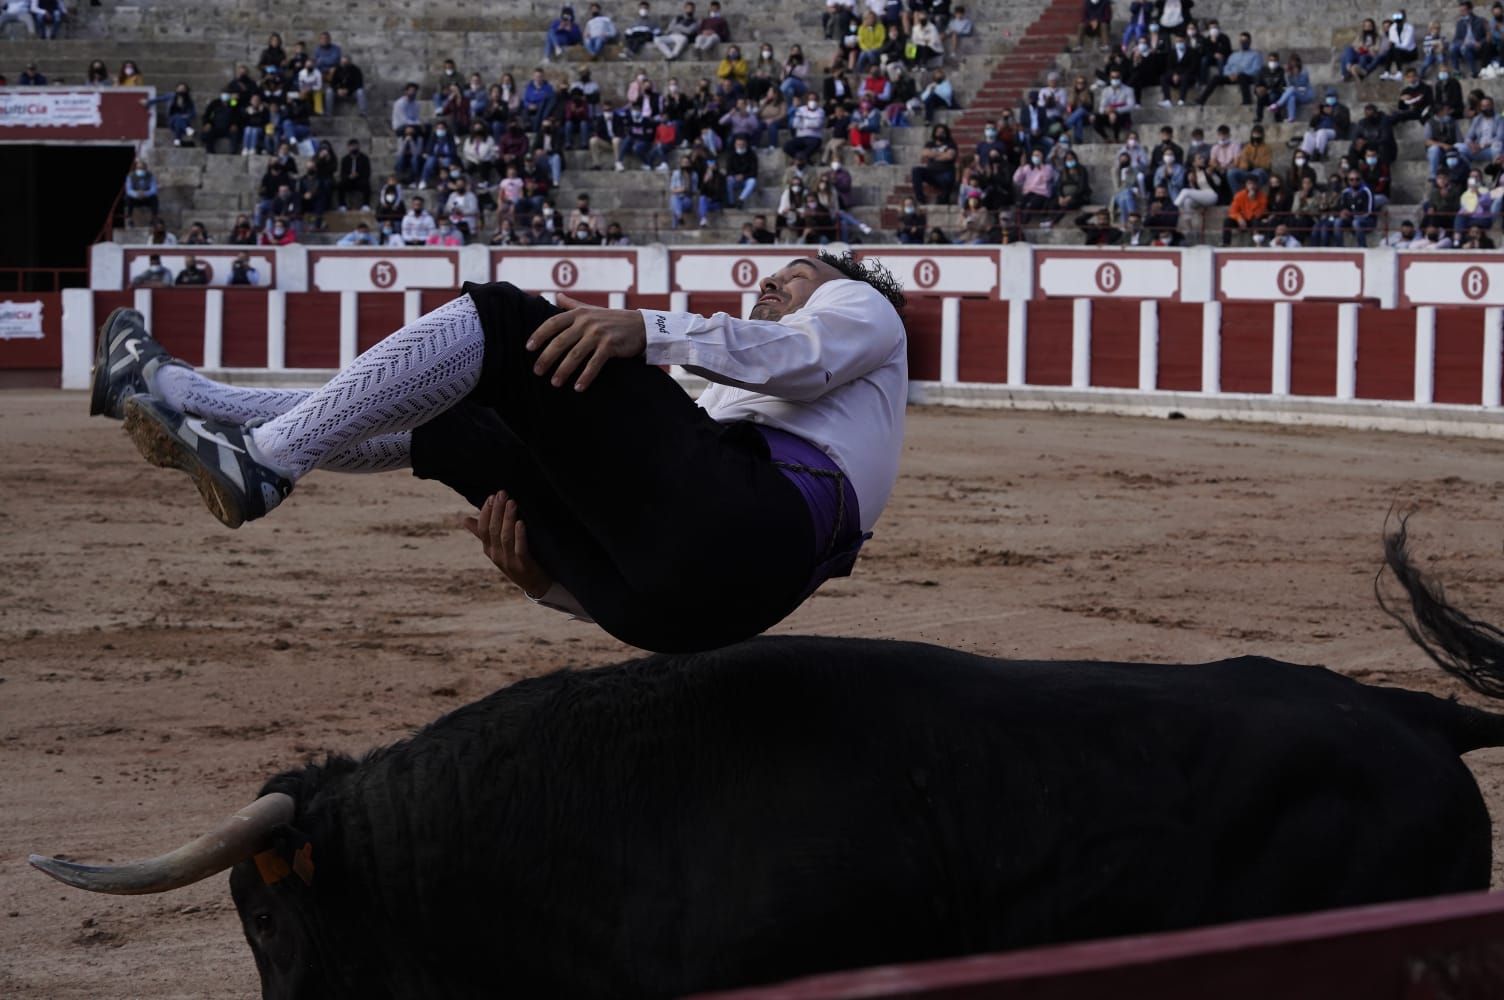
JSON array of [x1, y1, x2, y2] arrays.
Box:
[[750, 258, 842, 320]]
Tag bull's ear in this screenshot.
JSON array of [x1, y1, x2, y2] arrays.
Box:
[[253, 828, 315, 887]]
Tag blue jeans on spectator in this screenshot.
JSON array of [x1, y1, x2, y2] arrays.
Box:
[[835, 209, 868, 241], [1468, 142, 1503, 165], [584, 35, 611, 57], [1426, 144, 1449, 177], [421, 153, 455, 186], [1112, 187, 1140, 221], [1065, 106, 1091, 143], [1329, 213, 1376, 246], [1419, 49, 1444, 78], [762, 118, 781, 148], [243, 126, 266, 154], [1228, 167, 1268, 190], [1341, 46, 1380, 78], [34, 9, 62, 37], [395, 147, 422, 182], [564, 120, 590, 149], [671, 193, 694, 225], [727, 176, 757, 205], [545, 30, 578, 61], [1456, 210, 1494, 231], [168, 112, 194, 143], [280, 120, 312, 146], [543, 152, 562, 185], [1451, 40, 1484, 77], [779, 76, 808, 99], [697, 193, 721, 222], [1273, 86, 1310, 123], [621, 137, 661, 168]]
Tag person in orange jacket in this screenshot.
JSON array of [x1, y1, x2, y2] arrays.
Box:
[[1222, 174, 1268, 245]]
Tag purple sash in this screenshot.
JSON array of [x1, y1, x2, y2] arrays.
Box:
[[755, 424, 869, 601]]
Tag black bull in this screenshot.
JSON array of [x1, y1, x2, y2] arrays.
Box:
[[31, 526, 1504, 998]]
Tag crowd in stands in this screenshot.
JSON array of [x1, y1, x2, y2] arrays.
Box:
[[23, 0, 976, 244], [890, 0, 1504, 247], [36, 0, 1504, 247]]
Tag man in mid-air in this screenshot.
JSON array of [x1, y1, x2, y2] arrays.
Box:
[[92, 251, 907, 653]]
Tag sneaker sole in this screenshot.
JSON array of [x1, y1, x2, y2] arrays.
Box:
[[89, 307, 132, 418], [122, 397, 247, 529]]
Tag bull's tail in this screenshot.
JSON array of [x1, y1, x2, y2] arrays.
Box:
[[1378, 516, 1504, 752]]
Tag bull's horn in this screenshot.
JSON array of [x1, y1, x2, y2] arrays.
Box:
[[28, 792, 295, 895]]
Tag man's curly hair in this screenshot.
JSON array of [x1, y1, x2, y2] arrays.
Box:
[[816, 250, 908, 312]]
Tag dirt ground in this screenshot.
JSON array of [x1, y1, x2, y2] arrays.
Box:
[[4, 389, 1504, 997]]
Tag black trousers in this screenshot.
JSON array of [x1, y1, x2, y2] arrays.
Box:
[[410, 282, 815, 654]]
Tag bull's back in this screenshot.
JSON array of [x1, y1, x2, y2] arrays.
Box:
[[320, 637, 1497, 998]]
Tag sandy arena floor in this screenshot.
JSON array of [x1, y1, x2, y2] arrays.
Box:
[[3, 390, 1504, 997]]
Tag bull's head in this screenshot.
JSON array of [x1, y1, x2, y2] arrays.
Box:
[[30, 793, 333, 999]]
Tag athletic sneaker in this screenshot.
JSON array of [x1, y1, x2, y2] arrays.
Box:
[[89, 307, 186, 420], [122, 396, 293, 529]]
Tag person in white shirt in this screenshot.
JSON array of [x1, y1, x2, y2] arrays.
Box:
[[1378, 11, 1418, 79], [98, 252, 908, 654], [400, 196, 436, 245], [583, 2, 618, 58]]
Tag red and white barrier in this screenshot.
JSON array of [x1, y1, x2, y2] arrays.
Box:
[[14, 242, 1500, 436]]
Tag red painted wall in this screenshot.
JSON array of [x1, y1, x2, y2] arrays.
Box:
[[905, 296, 945, 381], [957, 298, 1009, 383], [150, 290, 207, 367], [221, 290, 268, 367], [1089, 300, 1139, 389], [1157, 302, 1203, 392], [356, 293, 406, 353], [1025, 300, 1074, 386], [1355, 309, 1415, 401], [1434, 308, 1485, 406], [0, 291, 62, 387], [283, 292, 340, 368], [1289, 303, 1338, 397], [1220, 304, 1273, 394]]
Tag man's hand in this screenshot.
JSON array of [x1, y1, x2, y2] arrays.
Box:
[[526, 292, 647, 391], [463, 491, 553, 598]]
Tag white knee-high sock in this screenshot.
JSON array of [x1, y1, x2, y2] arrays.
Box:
[[152, 366, 414, 473], [247, 295, 483, 480]]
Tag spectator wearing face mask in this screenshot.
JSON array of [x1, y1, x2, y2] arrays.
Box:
[[656, 1, 698, 59], [695, 0, 731, 53], [229, 253, 261, 285], [784, 93, 827, 164], [328, 55, 368, 116], [1159, 33, 1199, 107], [259, 217, 298, 246], [1222, 176, 1267, 245], [146, 83, 197, 147], [1094, 69, 1135, 140], [400, 196, 436, 245], [544, 6, 583, 62], [1012, 148, 1055, 222], [1324, 170, 1376, 246], [1389, 67, 1433, 126], [1379, 11, 1419, 78], [227, 214, 257, 245], [1427, 103, 1463, 177], [1197, 31, 1260, 106], [131, 255, 171, 287], [1451, 0, 1490, 79], [123, 159, 159, 226], [1300, 90, 1353, 159], [174, 255, 209, 286], [1465, 96, 1504, 163], [624, 2, 660, 54], [200, 89, 240, 154], [1419, 20, 1447, 78], [419, 122, 459, 188], [1228, 126, 1272, 189], [1454, 168, 1494, 230], [1252, 52, 1286, 125]]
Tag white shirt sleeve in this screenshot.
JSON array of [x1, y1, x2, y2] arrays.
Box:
[[527, 582, 595, 622], [639, 279, 904, 403]]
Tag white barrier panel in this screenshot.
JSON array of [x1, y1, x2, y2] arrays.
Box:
[[1034, 249, 1180, 299], [669, 249, 817, 293], [1399, 253, 1504, 307], [492, 249, 637, 292], [123, 248, 276, 288], [1217, 251, 1366, 302], [858, 248, 999, 296], [308, 248, 459, 292]]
